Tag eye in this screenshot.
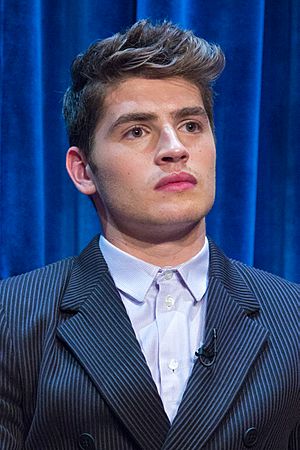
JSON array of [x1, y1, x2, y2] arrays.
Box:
[[182, 121, 201, 133], [125, 126, 145, 139]]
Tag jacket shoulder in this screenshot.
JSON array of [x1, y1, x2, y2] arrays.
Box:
[[208, 238, 299, 321], [208, 237, 299, 299], [0, 256, 75, 310], [230, 258, 299, 327], [232, 258, 299, 297]]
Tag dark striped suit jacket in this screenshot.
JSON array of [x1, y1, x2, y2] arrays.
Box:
[[0, 235, 299, 450]]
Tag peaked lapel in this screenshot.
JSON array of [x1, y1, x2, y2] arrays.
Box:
[[57, 235, 170, 450], [162, 240, 269, 449]]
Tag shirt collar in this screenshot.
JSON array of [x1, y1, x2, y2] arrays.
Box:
[[100, 236, 159, 302], [176, 238, 209, 301], [99, 235, 209, 303]]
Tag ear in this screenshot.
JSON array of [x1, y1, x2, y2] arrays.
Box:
[[66, 146, 97, 196]]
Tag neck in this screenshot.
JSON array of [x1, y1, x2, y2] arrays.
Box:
[[102, 220, 206, 266]]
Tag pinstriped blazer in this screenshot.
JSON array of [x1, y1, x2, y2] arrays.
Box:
[[0, 235, 299, 450]]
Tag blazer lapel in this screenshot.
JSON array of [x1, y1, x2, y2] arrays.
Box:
[[163, 240, 269, 449], [57, 236, 170, 450]]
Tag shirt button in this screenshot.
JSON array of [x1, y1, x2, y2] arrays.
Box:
[[168, 359, 179, 371], [165, 295, 175, 309], [164, 270, 173, 280]]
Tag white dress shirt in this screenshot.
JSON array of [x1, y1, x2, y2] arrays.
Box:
[[99, 235, 209, 422]]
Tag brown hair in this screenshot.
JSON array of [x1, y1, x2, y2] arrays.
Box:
[[63, 19, 225, 159]]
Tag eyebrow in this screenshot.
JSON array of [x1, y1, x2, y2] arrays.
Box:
[[108, 106, 208, 135], [108, 113, 157, 134], [172, 106, 208, 120]]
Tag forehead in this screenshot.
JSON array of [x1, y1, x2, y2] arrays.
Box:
[[102, 77, 204, 115]]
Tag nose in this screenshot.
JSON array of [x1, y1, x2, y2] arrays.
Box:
[[154, 127, 189, 166]]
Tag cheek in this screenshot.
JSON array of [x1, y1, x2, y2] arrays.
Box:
[[207, 160, 216, 186], [194, 147, 216, 190], [194, 144, 216, 172], [205, 144, 216, 171], [94, 158, 144, 196]]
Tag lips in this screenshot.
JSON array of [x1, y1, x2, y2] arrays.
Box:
[[155, 172, 197, 191]]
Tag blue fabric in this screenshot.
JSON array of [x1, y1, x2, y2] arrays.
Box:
[[1, 0, 299, 281]]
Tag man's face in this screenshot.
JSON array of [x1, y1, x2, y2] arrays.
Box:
[[88, 77, 216, 240]]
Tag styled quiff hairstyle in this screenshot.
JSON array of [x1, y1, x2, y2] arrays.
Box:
[[63, 20, 225, 159]]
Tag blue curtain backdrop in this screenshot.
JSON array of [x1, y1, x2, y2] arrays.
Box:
[[0, 0, 299, 282]]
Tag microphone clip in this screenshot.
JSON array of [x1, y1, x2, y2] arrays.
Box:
[[195, 328, 217, 367]]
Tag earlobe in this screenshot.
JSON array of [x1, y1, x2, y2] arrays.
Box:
[[66, 146, 97, 195]]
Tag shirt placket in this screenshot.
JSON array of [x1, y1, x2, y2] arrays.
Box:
[[155, 269, 190, 421]]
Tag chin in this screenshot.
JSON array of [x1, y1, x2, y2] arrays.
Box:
[[154, 201, 213, 222], [149, 211, 207, 227]]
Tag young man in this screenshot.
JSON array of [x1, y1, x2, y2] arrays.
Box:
[[0, 20, 299, 450]]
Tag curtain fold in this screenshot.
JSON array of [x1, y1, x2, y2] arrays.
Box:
[[1, 0, 299, 281]]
